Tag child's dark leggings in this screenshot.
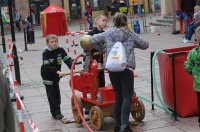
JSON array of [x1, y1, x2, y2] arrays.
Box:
[[197, 92, 200, 123], [109, 69, 133, 127]]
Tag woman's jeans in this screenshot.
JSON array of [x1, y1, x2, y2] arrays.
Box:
[[86, 15, 93, 28], [183, 12, 194, 31], [185, 23, 198, 40], [109, 69, 133, 127]]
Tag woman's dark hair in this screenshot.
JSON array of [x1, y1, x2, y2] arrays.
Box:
[[113, 13, 128, 28]]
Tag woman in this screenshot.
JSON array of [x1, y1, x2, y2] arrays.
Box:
[[86, 1, 93, 29], [25, 12, 31, 30], [88, 13, 149, 132]]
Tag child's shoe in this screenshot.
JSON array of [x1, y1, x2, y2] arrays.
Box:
[[54, 114, 64, 120]]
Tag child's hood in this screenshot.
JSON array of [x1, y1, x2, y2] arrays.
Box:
[[106, 27, 131, 42]]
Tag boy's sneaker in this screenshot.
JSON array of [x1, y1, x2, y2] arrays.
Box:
[[54, 114, 64, 120]]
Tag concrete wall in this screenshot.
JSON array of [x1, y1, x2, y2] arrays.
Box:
[[64, 0, 150, 20], [15, 0, 29, 20], [63, 0, 70, 17], [161, 0, 172, 16], [49, 0, 62, 8]]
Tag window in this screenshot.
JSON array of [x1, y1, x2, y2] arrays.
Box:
[[86, 0, 111, 11]]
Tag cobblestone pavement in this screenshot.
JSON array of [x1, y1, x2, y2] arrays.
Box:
[[1, 13, 200, 132]]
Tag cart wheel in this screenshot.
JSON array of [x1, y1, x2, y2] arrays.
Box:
[[89, 106, 104, 130], [131, 99, 145, 121], [71, 95, 83, 123]]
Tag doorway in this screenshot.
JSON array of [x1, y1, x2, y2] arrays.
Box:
[[30, 0, 49, 25], [69, 0, 81, 20], [154, 0, 161, 11]]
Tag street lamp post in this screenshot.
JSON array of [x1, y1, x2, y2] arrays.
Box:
[[8, 0, 21, 84]]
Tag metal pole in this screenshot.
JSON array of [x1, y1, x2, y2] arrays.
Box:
[[8, 0, 21, 84], [171, 0, 177, 33], [170, 52, 185, 121], [0, 6, 6, 53], [150, 51, 155, 110], [23, 27, 28, 51], [171, 54, 178, 121]]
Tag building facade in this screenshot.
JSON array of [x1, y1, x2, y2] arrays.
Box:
[[1, 0, 161, 26], [13, 0, 64, 25], [63, 0, 151, 21]]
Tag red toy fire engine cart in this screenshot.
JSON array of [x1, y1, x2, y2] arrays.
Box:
[[70, 55, 145, 130], [69, 35, 145, 131]]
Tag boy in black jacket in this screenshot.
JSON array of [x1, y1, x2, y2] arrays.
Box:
[[41, 34, 73, 120], [84, 15, 107, 114], [87, 14, 108, 88]]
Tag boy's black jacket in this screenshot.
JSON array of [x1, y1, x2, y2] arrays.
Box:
[[87, 27, 104, 63], [41, 47, 72, 83]]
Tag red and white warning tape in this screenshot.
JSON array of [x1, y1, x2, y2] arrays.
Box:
[[6, 57, 40, 132], [14, 81, 41, 132], [65, 30, 90, 55], [29, 119, 40, 132]]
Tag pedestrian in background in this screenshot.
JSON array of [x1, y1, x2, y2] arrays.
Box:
[[109, 0, 119, 17], [0, 67, 16, 132], [15, 10, 21, 31], [86, 13, 149, 132], [184, 27, 200, 127], [25, 12, 31, 30], [183, 5, 200, 43], [118, 0, 128, 15], [85, 1, 93, 29], [40, 34, 74, 120], [181, 0, 196, 32]]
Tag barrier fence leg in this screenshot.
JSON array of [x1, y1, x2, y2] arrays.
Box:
[[16, 96, 25, 132], [24, 28, 28, 51], [65, 32, 71, 53], [14, 80, 25, 132], [13, 44, 21, 85]]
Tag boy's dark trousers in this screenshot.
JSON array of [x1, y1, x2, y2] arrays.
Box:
[[45, 82, 61, 117], [99, 70, 105, 87]]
